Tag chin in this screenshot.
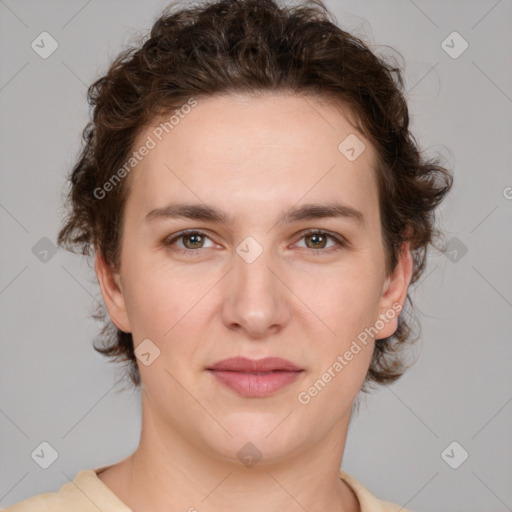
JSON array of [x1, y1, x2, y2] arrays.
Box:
[[197, 414, 311, 467]]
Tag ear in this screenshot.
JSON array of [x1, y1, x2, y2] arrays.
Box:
[[94, 250, 131, 333], [374, 241, 413, 339]]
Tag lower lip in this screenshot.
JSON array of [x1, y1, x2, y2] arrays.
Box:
[[208, 370, 304, 398]]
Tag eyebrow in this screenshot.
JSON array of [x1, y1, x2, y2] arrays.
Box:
[[145, 202, 365, 226]]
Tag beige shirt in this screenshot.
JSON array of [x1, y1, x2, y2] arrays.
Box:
[[2, 466, 412, 512]]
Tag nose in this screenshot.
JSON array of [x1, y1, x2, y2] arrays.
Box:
[[220, 243, 291, 339]]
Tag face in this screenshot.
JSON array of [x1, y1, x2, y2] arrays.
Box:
[[96, 93, 412, 463]]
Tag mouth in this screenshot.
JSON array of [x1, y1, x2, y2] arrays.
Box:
[[206, 357, 304, 398]]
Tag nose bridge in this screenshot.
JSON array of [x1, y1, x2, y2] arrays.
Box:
[[221, 236, 289, 336], [235, 242, 275, 296]]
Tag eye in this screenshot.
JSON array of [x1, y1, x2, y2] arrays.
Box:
[[295, 229, 346, 253], [164, 230, 216, 253]]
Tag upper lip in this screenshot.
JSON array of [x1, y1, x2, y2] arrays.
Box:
[[207, 357, 303, 372]]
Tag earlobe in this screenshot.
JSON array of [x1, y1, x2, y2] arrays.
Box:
[[376, 241, 413, 339], [94, 250, 131, 333]]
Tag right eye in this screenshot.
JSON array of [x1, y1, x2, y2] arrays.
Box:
[[163, 230, 217, 254]]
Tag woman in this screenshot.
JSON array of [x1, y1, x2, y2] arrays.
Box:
[[5, 0, 452, 510]]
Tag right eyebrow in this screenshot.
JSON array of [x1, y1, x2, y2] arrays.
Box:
[[145, 203, 229, 224]]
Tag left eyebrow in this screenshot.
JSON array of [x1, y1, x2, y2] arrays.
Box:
[[276, 202, 365, 226], [144, 201, 365, 226]]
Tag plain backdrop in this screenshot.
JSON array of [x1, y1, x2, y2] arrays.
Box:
[[1, 1, 511, 511]]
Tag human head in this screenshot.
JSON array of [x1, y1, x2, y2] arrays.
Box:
[[57, 0, 453, 397]]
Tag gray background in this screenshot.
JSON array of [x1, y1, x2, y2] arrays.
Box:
[[1, 1, 511, 511]]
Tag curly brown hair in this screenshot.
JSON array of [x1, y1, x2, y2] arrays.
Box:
[[57, 0, 453, 393]]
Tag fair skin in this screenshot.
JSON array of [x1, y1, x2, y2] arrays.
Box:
[[94, 93, 413, 512]]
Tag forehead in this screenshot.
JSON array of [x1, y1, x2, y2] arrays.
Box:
[[125, 93, 380, 228]]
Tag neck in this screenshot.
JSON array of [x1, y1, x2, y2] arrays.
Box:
[[98, 392, 361, 512]]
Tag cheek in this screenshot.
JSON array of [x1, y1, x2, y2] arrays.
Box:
[[293, 264, 381, 397], [121, 254, 221, 357], [128, 285, 191, 342], [295, 264, 383, 337], [298, 276, 378, 405], [120, 254, 187, 339], [122, 263, 206, 391]]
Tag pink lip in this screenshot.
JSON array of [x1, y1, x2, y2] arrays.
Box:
[[207, 357, 304, 398], [208, 357, 302, 372]]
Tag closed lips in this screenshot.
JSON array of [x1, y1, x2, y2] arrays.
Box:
[[207, 357, 303, 373]]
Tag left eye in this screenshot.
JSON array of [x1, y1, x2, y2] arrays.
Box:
[[295, 230, 343, 252], [164, 229, 344, 254]]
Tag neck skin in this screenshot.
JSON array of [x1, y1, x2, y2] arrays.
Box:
[[97, 390, 361, 512]]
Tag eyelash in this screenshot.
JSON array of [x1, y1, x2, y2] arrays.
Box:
[[163, 229, 346, 256]]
